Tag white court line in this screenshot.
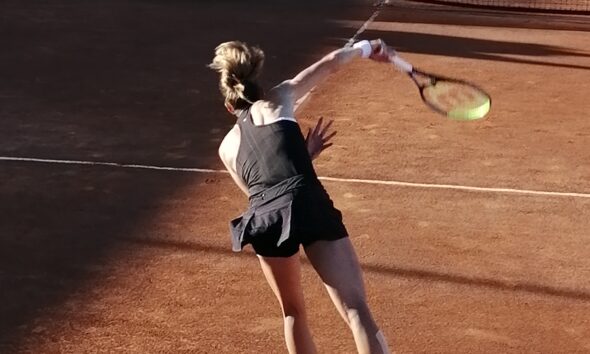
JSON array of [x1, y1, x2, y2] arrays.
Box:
[[1, 156, 589, 199], [0, 156, 226, 174], [319, 176, 590, 199]]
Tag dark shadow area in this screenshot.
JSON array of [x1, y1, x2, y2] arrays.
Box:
[[0, 0, 373, 350], [0, 165, 198, 352], [359, 30, 590, 70], [382, 1, 590, 32], [119, 236, 590, 302]]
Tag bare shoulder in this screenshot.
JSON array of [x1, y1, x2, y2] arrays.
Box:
[[268, 80, 294, 103], [251, 82, 297, 123]]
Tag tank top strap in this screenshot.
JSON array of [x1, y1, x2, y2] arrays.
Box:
[[235, 107, 257, 151], [235, 108, 253, 127]]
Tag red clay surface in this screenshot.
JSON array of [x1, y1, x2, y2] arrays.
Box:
[[1, 1, 589, 353]]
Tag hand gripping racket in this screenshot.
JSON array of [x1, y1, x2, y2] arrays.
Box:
[[389, 52, 491, 120]]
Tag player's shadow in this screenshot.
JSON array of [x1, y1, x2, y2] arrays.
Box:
[[119, 236, 590, 302], [362, 30, 590, 71]]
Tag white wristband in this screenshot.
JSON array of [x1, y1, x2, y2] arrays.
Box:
[[353, 40, 372, 58]]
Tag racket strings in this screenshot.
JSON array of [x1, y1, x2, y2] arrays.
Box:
[[422, 81, 490, 120]]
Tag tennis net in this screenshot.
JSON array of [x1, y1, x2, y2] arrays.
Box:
[[410, 0, 590, 12]]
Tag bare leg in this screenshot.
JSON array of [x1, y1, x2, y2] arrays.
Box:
[[258, 254, 317, 354], [304, 238, 390, 354]]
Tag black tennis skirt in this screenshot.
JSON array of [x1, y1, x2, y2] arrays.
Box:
[[229, 175, 348, 257]]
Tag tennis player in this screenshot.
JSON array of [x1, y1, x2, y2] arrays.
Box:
[[209, 39, 392, 354]]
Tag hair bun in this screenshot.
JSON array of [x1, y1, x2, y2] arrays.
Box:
[[209, 41, 265, 107]]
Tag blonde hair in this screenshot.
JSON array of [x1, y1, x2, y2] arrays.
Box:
[[208, 41, 265, 109]]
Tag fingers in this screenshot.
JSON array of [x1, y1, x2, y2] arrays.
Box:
[[375, 38, 387, 55], [323, 130, 337, 143], [319, 119, 334, 137], [321, 142, 333, 151], [310, 117, 336, 140], [368, 38, 392, 62], [312, 116, 323, 136]]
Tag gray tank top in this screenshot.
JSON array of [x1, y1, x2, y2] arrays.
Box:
[[235, 108, 318, 195]]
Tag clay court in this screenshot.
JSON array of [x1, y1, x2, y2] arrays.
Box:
[[1, 0, 589, 353]]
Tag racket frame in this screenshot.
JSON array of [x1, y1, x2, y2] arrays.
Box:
[[390, 54, 491, 120]]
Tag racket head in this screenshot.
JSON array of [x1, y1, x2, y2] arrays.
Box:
[[413, 71, 491, 121]]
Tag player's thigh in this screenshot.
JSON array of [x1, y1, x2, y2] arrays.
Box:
[[303, 238, 367, 307], [258, 253, 306, 316]]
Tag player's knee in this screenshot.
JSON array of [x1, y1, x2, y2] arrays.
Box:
[[345, 308, 362, 328], [343, 291, 368, 316], [345, 302, 373, 328], [281, 301, 306, 319], [341, 286, 367, 305], [282, 311, 307, 330]]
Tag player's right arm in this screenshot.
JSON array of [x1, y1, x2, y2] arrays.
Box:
[[275, 39, 390, 103]]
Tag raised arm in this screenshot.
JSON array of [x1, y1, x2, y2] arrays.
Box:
[[278, 39, 389, 102]]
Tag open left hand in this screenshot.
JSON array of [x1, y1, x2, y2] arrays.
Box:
[[305, 117, 337, 160]]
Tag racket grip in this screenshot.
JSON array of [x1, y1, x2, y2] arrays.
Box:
[[389, 54, 413, 73]]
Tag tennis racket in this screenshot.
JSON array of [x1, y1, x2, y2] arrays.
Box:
[[389, 52, 491, 120]]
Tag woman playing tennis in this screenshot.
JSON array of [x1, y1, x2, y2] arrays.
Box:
[[209, 39, 392, 354]]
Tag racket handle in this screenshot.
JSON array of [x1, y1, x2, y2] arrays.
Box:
[[389, 54, 413, 73]]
